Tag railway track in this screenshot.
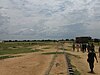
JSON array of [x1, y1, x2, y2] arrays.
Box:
[[44, 42, 74, 75]]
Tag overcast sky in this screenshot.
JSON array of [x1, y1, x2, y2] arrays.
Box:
[[0, 0, 100, 40]]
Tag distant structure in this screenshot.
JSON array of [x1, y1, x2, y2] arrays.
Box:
[[75, 36, 92, 43]]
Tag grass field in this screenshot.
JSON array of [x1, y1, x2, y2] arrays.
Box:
[[0, 41, 100, 75], [0, 42, 55, 55], [0, 42, 33, 55]]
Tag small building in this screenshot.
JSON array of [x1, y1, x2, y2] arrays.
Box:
[[75, 36, 92, 43]]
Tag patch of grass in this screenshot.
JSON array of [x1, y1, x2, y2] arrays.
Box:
[[0, 42, 56, 55], [59, 48, 67, 50], [71, 64, 81, 75], [0, 55, 22, 60], [42, 47, 51, 49], [42, 52, 64, 55], [31, 49, 43, 52], [67, 45, 72, 48], [0, 56, 15, 60], [67, 52, 81, 59], [66, 53, 81, 75], [0, 47, 33, 55], [67, 49, 72, 51], [71, 64, 76, 68], [74, 69, 81, 75]]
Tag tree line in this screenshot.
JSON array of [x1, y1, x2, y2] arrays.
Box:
[[2, 38, 100, 43]]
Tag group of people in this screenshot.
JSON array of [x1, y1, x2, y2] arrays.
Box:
[[72, 42, 100, 73], [72, 43, 96, 53]]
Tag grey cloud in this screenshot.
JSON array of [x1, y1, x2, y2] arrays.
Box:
[[37, 23, 87, 39], [0, 14, 9, 26], [0, 7, 3, 9], [67, 23, 87, 33], [0, 13, 10, 35], [67, 9, 88, 24], [0, 0, 100, 40], [93, 16, 100, 21]]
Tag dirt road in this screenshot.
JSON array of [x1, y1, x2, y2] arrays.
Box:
[[0, 53, 54, 75], [0, 45, 57, 75], [0, 44, 68, 75]]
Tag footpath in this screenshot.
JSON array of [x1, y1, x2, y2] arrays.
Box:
[[66, 50, 100, 75]]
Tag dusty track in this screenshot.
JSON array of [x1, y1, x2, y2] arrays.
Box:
[[0, 44, 68, 75], [0, 45, 56, 75], [64, 43, 100, 75], [0, 53, 53, 75], [0, 42, 100, 75]]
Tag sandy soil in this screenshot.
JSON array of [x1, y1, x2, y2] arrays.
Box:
[[49, 54, 68, 75], [0, 42, 100, 75], [64, 43, 100, 75], [0, 45, 57, 75], [0, 53, 54, 75]]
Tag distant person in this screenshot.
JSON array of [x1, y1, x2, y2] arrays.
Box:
[[99, 46, 100, 58], [91, 43, 95, 52], [81, 43, 84, 52], [84, 43, 87, 52], [76, 44, 80, 52], [80, 43, 82, 52], [72, 43, 75, 51], [87, 50, 98, 73], [82, 43, 86, 53], [87, 43, 91, 52]]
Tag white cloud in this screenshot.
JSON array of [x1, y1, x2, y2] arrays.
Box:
[[0, 0, 100, 40]]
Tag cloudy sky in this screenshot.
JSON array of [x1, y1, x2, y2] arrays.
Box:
[[0, 0, 100, 40]]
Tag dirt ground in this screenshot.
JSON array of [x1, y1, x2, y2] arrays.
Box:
[[0, 45, 56, 75], [0, 53, 53, 75], [0, 44, 68, 75], [64, 43, 100, 75], [0, 42, 100, 75], [49, 54, 68, 75]]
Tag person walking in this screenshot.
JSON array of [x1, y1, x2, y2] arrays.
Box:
[[87, 43, 91, 53], [99, 46, 100, 58], [76, 44, 80, 52], [72, 43, 75, 51], [82, 43, 86, 53], [91, 43, 95, 52], [87, 50, 98, 73]]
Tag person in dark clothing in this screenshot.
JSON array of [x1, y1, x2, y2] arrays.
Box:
[[81, 43, 84, 52], [72, 43, 75, 51], [84, 44, 87, 52], [87, 50, 98, 73], [91, 43, 95, 52], [87, 43, 91, 53], [99, 46, 100, 58], [82, 43, 86, 52]]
